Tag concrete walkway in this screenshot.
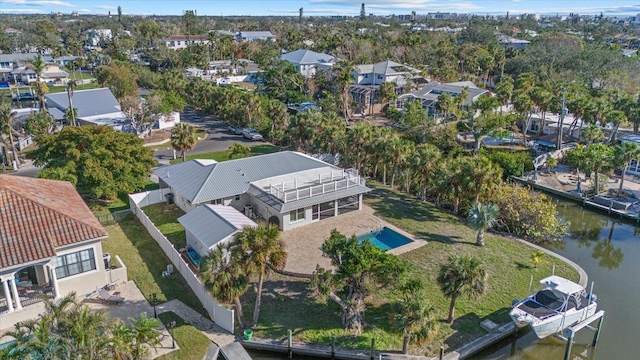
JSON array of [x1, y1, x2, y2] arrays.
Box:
[[156, 299, 235, 346]]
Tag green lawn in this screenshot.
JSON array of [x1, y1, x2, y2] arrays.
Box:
[[248, 181, 577, 356], [156, 312, 212, 360], [142, 203, 187, 249], [66, 71, 96, 80], [48, 81, 100, 93], [170, 144, 280, 164], [101, 215, 207, 317], [89, 180, 159, 216]]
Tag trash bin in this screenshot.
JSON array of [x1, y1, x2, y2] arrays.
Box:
[[243, 329, 253, 340]]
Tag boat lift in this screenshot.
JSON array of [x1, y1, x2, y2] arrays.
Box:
[[554, 309, 605, 360]]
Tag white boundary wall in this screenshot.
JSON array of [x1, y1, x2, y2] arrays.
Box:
[[129, 189, 235, 333]]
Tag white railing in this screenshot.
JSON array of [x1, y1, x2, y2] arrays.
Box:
[[270, 176, 365, 203], [129, 190, 235, 334]]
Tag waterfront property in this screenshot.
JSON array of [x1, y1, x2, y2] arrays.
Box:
[[155, 151, 370, 234], [0, 175, 116, 331], [357, 226, 413, 251]]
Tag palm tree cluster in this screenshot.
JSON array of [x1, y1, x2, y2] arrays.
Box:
[[200, 224, 287, 329], [2, 293, 161, 360]]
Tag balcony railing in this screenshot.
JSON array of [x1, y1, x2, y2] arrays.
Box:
[[0, 287, 54, 315], [268, 169, 365, 203]]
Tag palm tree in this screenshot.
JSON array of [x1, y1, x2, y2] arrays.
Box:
[[171, 123, 197, 161], [467, 202, 500, 246], [613, 142, 640, 197], [228, 142, 251, 159], [27, 55, 47, 112], [333, 60, 355, 124], [201, 242, 250, 328], [392, 291, 439, 354], [66, 80, 77, 126], [0, 103, 20, 169], [437, 255, 486, 323], [581, 124, 603, 147], [530, 250, 546, 270], [546, 157, 558, 173], [412, 143, 441, 200], [126, 312, 162, 359], [237, 224, 287, 327]]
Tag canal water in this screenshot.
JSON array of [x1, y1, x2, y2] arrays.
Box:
[[472, 200, 640, 360], [250, 200, 640, 359]]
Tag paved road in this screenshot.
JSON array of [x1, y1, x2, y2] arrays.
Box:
[[152, 107, 268, 165]]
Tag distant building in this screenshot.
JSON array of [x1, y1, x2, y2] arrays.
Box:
[[497, 34, 530, 50], [162, 35, 210, 50], [85, 29, 113, 49], [395, 81, 489, 116], [10, 62, 68, 86], [281, 49, 336, 78], [236, 31, 276, 42]]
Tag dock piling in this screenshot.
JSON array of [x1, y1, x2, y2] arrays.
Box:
[[370, 338, 375, 360], [331, 335, 335, 359], [288, 329, 292, 359], [592, 316, 604, 347], [439, 346, 444, 360]]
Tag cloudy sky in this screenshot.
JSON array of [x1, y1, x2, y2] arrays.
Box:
[[1, 0, 639, 16]]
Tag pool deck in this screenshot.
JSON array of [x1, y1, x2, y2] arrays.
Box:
[[280, 205, 427, 274]]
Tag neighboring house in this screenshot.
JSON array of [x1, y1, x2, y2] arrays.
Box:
[[349, 60, 422, 113], [281, 49, 336, 78], [85, 29, 113, 48], [497, 34, 530, 50], [395, 81, 489, 116], [45, 87, 128, 129], [621, 135, 640, 176], [237, 31, 276, 42], [178, 205, 257, 257], [526, 112, 586, 138], [0, 53, 53, 83], [0, 175, 112, 330], [162, 35, 210, 50], [11, 62, 69, 85], [52, 55, 77, 66], [155, 151, 370, 232]]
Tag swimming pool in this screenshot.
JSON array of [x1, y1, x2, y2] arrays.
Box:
[[357, 227, 413, 251]]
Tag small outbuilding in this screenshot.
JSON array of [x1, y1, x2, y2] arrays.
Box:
[[178, 205, 257, 257]]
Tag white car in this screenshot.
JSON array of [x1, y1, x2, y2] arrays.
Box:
[[242, 128, 264, 141]]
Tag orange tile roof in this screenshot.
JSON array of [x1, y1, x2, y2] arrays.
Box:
[[0, 175, 108, 269]]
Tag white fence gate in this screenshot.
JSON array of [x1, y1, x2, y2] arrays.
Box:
[[129, 189, 235, 333]]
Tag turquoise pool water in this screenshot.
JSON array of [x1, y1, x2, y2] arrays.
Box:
[[357, 227, 413, 251]]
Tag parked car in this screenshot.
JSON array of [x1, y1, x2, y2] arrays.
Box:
[[242, 128, 264, 141], [228, 125, 243, 135]]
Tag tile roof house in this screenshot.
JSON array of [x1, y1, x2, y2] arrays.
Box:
[[45, 87, 128, 129], [281, 49, 336, 78], [0, 175, 111, 330], [155, 151, 370, 234]]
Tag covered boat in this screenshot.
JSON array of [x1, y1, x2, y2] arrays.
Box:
[[509, 275, 598, 339]]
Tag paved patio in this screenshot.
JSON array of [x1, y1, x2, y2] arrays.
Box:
[[280, 205, 427, 274]]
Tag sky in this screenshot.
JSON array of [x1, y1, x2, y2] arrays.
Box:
[[1, 0, 640, 17]]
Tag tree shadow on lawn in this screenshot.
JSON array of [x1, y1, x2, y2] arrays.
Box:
[[443, 307, 512, 351], [515, 261, 533, 270], [117, 216, 208, 317], [246, 278, 387, 350], [367, 191, 450, 224]]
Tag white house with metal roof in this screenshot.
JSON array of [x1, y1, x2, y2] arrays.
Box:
[[45, 87, 128, 128], [395, 81, 489, 116], [178, 205, 257, 257], [281, 49, 336, 78], [155, 151, 370, 232], [237, 31, 276, 42]]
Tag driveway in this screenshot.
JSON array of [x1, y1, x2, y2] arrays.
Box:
[[153, 107, 269, 165]]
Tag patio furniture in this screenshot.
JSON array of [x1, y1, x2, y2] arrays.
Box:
[[97, 289, 125, 304]]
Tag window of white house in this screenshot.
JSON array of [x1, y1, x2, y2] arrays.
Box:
[[177, 41, 181, 45], [55, 248, 96, 279], [290, 208, 305, 222], [235, 195, 241, 201]]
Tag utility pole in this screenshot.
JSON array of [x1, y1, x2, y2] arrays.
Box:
[[557, 88, 566, 149]]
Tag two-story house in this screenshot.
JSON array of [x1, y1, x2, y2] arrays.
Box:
[[162, 35, 210, 50], [281, 49, 336, 78], [0, 53, 53, 83], [0, 175, 120, 331], [236, 31, 276, 42]]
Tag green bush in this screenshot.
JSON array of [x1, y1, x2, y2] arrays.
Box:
[[480, 148, 533, 179]]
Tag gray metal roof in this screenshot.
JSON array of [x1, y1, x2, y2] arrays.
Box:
[[238, 31, 275, 38], [355, 60, 418, 76], [178, 205, 256, 249], [155, 152, 336, 204], [281, 49, 335, 65], [400, 82, 488, 105], [247, 184, 370, 213], [0, 53, 52, 63], [45, 88, 123, 119]]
